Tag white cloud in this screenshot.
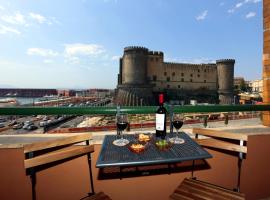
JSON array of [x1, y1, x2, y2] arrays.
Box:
[[166, 57, 215, 64], [1, 12, 27, 26], [196, 10, 208, 21], [27, 48, 59, 57], [0, 5, 5, 10], [64, 43, 106, 57], [29, 12, 46, 24], [236, 2, 243, 8], [228, 0, 261, 13], [246, 12, 256, 18], [112, 55, 120, 61], [66, 56, 80, 64], [43, 59, 54, 64], [219, 2, 225, 6], [0, 24, 20, 34]]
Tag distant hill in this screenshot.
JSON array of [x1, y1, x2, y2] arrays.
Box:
[[0, 84, 15, 88]]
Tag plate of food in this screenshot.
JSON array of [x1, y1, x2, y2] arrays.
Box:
[[154, 139, 173, 151], [128, 141, 148, 154], [136, 133, 152, 142]]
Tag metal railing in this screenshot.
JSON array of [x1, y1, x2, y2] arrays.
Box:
[[0, 104, 269, 115]]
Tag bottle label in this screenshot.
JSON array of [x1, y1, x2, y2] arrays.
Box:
[[156, 114, 165, 131]]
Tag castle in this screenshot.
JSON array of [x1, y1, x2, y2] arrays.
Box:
[[115, 46, 235, 106]]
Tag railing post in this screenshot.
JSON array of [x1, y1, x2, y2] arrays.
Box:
[[169, 104, 174, 134]]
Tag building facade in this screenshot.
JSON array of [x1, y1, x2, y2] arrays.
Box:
[[115, 46, 235, 106], [249, 79, 263, 94]]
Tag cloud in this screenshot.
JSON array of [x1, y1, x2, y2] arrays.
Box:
[[236, 2, 243, 8], [228, 0, 261, 13], [219, 2, 225, 6], [27, 48, 59, 57], [246, 12, 256, 18], [29, 13, 47, 24], [65, 56, 80, 64], [167, 57, 215, 64], [0, 12, 27, 26], [43, 59, 54, 64], [64, 43, 106, 57], [196, 10, 208, 21], [111, 55, 120, 61], [0, 24, 20, 34], [0, 8, 59, 36]]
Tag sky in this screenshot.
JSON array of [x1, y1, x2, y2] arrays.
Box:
[[0, 0, 263, 89]]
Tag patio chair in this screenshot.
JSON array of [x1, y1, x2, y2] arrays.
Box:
[[170, 128, 247, 200], [23, 133, 111, 200]]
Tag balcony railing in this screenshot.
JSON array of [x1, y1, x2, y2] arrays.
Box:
[[0, 104, 269, 115]]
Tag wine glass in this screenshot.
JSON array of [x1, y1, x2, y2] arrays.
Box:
[[169, 114, 185, 144], [113, 113, 129, 146]]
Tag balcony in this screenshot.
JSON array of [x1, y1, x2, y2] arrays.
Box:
[[0, 105, 270, 200]]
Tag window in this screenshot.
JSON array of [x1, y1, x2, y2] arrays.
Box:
[[204, 80, 206, 83], [167, 84, 170, 88], [153, 75, 157, 81], [190, 79, 193, 82], [167, 77, 170, 81], [172, 72, 175, 76], [181, 73, 184, 76], [204, 69, 207, 73], [181, 78, 184, 82], [190, 74, 193, 77], [164, 72, 167, 76], [198, 69, 200, 73], [197, 74, 200, 78], [178, 85, 180, 88]]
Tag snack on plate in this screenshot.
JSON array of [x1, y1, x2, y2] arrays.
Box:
[[138, 133, 150, 142], [130, 143, 144, 150]]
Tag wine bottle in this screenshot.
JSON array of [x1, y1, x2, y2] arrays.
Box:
[[156, 94, 167, 139]]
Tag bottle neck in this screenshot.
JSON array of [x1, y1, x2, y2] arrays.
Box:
[[159, 94, 164, 105]]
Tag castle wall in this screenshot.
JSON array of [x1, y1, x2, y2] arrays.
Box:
[[217, 59, 235, 104], [147, 62, 217, 92], [122, 48, 148, 85]]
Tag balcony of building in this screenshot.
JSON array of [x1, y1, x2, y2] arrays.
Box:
[[0, 105, 270, 200]]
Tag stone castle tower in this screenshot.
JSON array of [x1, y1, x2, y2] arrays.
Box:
[[115, 46, 235, 106]]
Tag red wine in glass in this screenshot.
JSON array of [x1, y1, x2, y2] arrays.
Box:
[[113, 113, 129, 146], [173, 120, 183, 130], [169, 115, 185, 144], [117, 122, 128, 131]]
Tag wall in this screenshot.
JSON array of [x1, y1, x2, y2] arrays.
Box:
[[147, 61, 217, 92]]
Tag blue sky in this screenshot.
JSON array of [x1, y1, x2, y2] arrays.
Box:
[[0, 0, 262, 89]]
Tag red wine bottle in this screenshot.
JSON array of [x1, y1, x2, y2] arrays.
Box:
[[156, 94, 167, 139]]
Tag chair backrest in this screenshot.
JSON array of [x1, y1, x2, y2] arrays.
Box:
[[23, 133, 93, 169], [192, 128, 248, 192], [192, 128, 248, 154], [23, 133, 94, 200]]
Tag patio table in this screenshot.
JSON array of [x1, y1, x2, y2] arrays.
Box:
[[96, 132, 212, 168]]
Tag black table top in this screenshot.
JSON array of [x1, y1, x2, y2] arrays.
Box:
[[96, 132, 212, 168]]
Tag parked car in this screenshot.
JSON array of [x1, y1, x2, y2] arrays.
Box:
[[39, 121, 47, 127], [24, 121, 33, 125], [0, 123, 5, 128], [0, 118, 6, 123], [23, 124, 29, 129], [13, 123, 23, 129], [8, 120, 17, 126], [27, 125, 38, 130]]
